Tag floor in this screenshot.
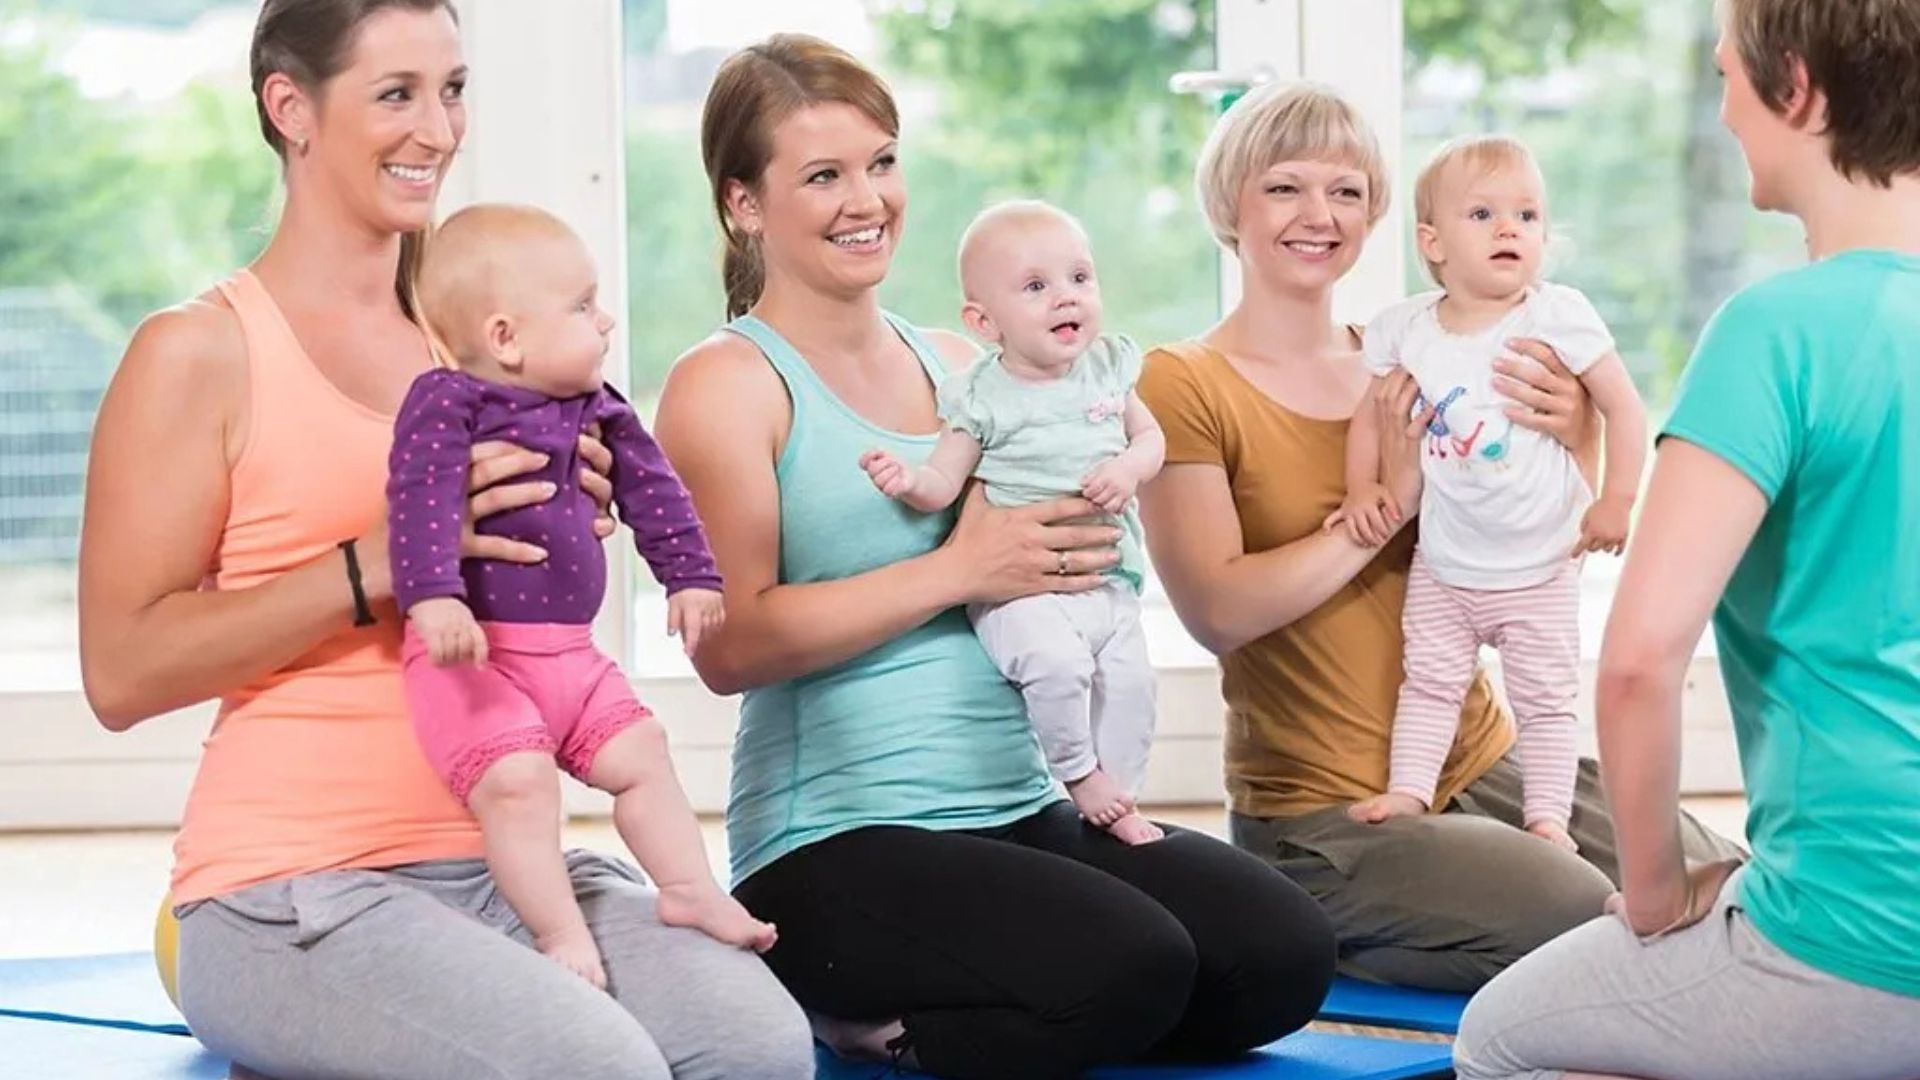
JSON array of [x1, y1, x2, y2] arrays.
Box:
[[0, 799, 1748, 961]]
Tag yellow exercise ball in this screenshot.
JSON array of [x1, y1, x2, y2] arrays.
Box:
[[154, 897, 182, 1011]]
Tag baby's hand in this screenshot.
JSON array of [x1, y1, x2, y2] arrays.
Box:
[[859, 449, 915, 501], [409, 597, 488, 667], [1574, 495, 1632, 557], [1322, 482, 1400, 547], [1081, 458, 1141, 515], [667, 588, 725, 656]]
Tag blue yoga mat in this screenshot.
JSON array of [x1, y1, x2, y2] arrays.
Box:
[[1318, 977, 1469, 1035], [814, 1030, 1454, 1080], [0, 1016, 228, 1080], [0, 952, 189, 1035]]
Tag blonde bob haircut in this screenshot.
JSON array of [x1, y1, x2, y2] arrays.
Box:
[[1193, 81, 1390, 253]]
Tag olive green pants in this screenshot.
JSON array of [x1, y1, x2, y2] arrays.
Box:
[[1231, 756, 1744, 992]]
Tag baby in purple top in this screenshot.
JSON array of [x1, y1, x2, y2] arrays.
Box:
[[389, 204, 775, 987]]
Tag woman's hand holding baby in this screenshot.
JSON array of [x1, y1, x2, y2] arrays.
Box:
[[942, 487, 1119, 605]]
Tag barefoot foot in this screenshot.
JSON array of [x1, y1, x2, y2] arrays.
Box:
[[1066, 768, 1135, 828], [657, 882, 779, 952], [1107, 812, 1164, 845], [1347, 792, 1428, 825], [536, 925, 607, 990], [1528, 820, 1578, 852]]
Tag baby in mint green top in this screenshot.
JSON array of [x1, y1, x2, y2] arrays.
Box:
[[861, 200, 1168, 845]]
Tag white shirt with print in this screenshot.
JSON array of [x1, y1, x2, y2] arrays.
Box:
[[1364, 283, 1614, 590]]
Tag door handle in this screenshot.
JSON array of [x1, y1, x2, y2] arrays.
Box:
[[1167, 66, 1276, 97]]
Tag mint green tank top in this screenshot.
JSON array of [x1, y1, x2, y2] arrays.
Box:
[[724, 313, 1059, 886]]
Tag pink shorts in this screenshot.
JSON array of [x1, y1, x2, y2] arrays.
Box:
[[401, 621, 650, 804]]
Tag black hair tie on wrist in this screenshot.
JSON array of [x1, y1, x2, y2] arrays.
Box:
[[339, 539, 377, 627]]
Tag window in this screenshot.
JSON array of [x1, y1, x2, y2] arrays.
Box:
[[620, 0, 1227, 675], [0, 3, 269, 694], [1402, 0, 1803, 656]]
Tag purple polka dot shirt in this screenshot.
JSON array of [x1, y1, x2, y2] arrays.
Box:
[[386, 368, 721, 623]]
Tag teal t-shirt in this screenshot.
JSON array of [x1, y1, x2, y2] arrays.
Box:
[[936, 333, 1146, 590], [1662, 249, 1920, 998], [723, 314, 1059, 887]]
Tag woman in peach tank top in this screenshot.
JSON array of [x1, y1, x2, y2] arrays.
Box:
[[76, 3, 809, 1078]]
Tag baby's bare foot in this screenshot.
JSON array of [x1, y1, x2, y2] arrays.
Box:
[[658, 882, 779, 953], [536, 925, 607, 990], [1528, 820, 1579, 852], [1107, 812, 1164, 846], [1348, 792, 1428, 825], [1067, 768, 1134, 827]]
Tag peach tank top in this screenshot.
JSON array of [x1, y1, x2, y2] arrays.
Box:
[[170, 269, 482, 903]]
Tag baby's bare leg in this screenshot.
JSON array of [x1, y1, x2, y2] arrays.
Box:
[[468, 750, 605, 988], [586, 719, 777, 952]]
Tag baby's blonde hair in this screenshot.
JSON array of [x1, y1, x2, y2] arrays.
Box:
[[417, 203, 581, 366], [1412, 134, 1543, 286], [956, 199, 1088, 302]]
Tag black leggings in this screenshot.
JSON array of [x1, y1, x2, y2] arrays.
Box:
[[734, 802, 1337, 1080]]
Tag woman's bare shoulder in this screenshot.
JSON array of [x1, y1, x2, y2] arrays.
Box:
[[124, 289, 244, 377], [657, 328, 789, 435], [115, 290, 247, 408], [916, 327, 982, 373]]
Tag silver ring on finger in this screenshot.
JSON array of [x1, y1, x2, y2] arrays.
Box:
[[1055, 550, 1070, 576]]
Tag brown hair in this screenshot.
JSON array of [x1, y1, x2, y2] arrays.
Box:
[[250, 0, 461, 317], [700, 34, 900, 319], [1722, 0, 1920, 186]]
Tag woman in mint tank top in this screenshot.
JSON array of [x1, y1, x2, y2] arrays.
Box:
[[652, 34, 1335, 1080], [1455, 5, 1920, 1080]]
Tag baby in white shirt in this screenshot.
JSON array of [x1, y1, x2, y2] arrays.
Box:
[[1331, 134, 1648, 848]]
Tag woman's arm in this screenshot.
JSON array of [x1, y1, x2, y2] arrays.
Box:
[[654, 332, 1118, 695], [79, 306, 614, 731], [79, 305, 368, 730], [1597, 437, 1763, 934], [1140, 370, 1429, 655]]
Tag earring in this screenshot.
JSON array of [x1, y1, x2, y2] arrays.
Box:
[[295, 137, 309, 156]]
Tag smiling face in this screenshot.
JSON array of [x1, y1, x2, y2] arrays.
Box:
[[1231, 157, 1374, 297], [960, 207, 1102, 373], [278, 5, 466, 237], [1417, 154, 1547, 300], [728, 101, 905, 303]]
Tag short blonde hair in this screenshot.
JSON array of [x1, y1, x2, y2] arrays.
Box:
[[417, 203, 580, 364], [1412, 134, 1541, 284], [1193, 82, 1390, 252], [956, 199, 1087, 302]]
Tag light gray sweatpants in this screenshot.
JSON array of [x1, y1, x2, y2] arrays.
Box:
[[175, 851, 813, 1080], [970, 581, 1155, 793], [1455, 868, 1920, 1080]]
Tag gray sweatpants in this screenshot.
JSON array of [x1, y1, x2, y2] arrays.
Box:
[[1231, 756, 1745, 992], [175, 851, 813, 1080], [1455, 868, 1920, 1080], [970, 581, 1155, 793]]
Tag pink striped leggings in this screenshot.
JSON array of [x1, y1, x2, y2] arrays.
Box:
[[1390, 555, 1580, 828]]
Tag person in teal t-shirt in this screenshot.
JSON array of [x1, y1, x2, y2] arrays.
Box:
[[1454, 4, 1920, 1079], [861, 200, 1168, 847]]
